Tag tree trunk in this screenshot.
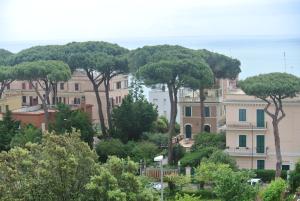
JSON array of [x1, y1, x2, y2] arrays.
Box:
[[93, 84, 107, 137], [104, 79, 112, 132], [0, 83, 5, 99], [167, 84, 177, 164], [52, 82, 58, 105], [199, 88, 205, 133], [273, 119, 282, 177], [31, 81, 49, 129]]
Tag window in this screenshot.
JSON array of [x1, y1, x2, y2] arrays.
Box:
[[153, 98, 158, 103], [60, 83, 64, 90], [116, 97, 118, 104], [185, 106, 192, 117], [74, 97, 81, 104], [116, 81, 121, 89], [239, 135, 247, 147], [204, 106, 210, 117], [282, 165, 290, 171], [22, 82, 26, 90], [6, 83, 10, 90], [29, 83, 33, 89], [124, 80, 128, 88], [75, 83, 79, 91], [239, 109, 246, 121], [257, 160, 265, 169], [22, 96, 26, 104], [204, 125, 211, 133]]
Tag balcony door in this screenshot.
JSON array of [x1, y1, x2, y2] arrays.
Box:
[[256, 135, 265, 153], [256, 109, 265, 128]]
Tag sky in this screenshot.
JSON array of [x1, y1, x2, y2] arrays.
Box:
[[0, 0, 300, 80], [0, 0, 300, 42]]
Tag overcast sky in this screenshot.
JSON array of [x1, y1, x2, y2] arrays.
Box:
[[0, 0, 300, 42]]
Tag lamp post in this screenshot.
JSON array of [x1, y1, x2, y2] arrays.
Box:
[[154, 155, 164, 201]]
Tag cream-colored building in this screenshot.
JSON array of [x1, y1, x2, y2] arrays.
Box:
[[224, 89, 300, 170], [4, 70, 129, 124]]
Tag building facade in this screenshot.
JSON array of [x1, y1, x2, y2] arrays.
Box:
[[4, 70, 129, 125], [224, 89, 300, 170], [178, 79, 235, 139]]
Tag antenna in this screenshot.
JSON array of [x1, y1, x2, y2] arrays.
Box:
[[283, 52, 287, 72]]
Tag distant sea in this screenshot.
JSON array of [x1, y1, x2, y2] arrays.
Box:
[[1, 35, 300, 79]]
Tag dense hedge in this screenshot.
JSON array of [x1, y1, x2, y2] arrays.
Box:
[[179, 189, 217, 199], [254, 169, 287, 183]]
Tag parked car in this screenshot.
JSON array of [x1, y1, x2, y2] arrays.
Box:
[[247, 178, 263, 186]]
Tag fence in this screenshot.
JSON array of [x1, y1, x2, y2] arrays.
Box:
[[144, 167, 178, 179]]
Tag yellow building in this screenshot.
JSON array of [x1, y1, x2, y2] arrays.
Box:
[[224, 89, 300, 170], [0, 95, 22, 119]]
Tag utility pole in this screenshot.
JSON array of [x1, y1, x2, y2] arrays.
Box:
[[283, 52, 287, 72]]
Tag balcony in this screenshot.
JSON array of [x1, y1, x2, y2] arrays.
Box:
[[178, 88, 222, 103], [225, 121, 268, 131], [225, 146, 268, 157]]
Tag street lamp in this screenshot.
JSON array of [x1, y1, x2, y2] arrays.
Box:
[[154, 155, 164, 201]]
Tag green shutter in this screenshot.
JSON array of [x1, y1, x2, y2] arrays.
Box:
[[256, 109, 265, 127], [256, 135, 265, 153], [239, 109, 246, 121], [239, 135, 247, 147], [185, 106, 191, 117], [205, 107, 210, 117], [257, 160, 265, 169]]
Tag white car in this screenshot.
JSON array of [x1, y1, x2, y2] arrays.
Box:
[[247, 178, 262, 186], [150, 182, 162, 190]]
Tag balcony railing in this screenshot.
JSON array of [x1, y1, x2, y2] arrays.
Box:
[[178, 88, 222, 103], [226, 121, 268, 130], [225, 146, 268, 157]]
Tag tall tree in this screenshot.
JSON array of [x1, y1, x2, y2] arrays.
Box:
[[0, 110, 20, 151], [63, 41, 129, 137], [240, 73, 300, 177], [0, 66, 15, 98], [14, 60, 71, 128], [197, 50, 241, 132], [129, 45, 197, 163]]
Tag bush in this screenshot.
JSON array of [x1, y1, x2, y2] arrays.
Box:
[[10, 125, 42, 147], [174, 193, 201, 201], [193, 132, 225, 151], [203, 150, 237, 170], [180, 147, 216, 167], [254, 169, 288, 183], [261, 178, 287, 201], [172, 144, 185, 165], [289, 160, 300, 192], [180, 189, 217, 199], [96, 139, 126, 162], [142, 132, 168, 147], [129, 141, 160, 164], [151, 116, 168, 133]]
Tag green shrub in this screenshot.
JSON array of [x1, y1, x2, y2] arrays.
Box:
[[129, 141, 160, 164], [181, 189, 216, 199], [254, 169, 288, 183], [172, 144, 185, 165], [151, 116, 168, 133], [174, 193, 201, 201], [261, 178, 287, 201], [142, 132, 168, 147], [193, 132, 225, 151], [180, 147, 216, 167], [203, 150, 237, 170], [289, 160, 300, 192], [95, 139, 126, 162]]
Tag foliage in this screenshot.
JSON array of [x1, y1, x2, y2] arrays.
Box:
[[180, 147, 216, 167], [95, 138, 126, 162], [289, 160, 300, 192], [195, 161, 257, 201], [0, 132, 99, 200], [142, 132, 168, 147], [174, 193, 201, 201], [164, 174, 191, 195], [49, 104, 95, 147], [129, 141, 160, 164], [10, 125, 42, 147], [151, 116, 169, 133], [213, 166, 258, 201], [193, 132, 225, 151], [172, 144, 185, 165], [202, 150, 237, 170], [0, 49, 13, 65], [85, 156, 159, 201], [254, 169, 287, 183], [112, 94, 158, 142], [261, 178, 287, 201], [0, 110, 20, 151]]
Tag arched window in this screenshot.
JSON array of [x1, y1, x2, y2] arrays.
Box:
[[185, 125, 192, 138], [204, 125, 211, 133]]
